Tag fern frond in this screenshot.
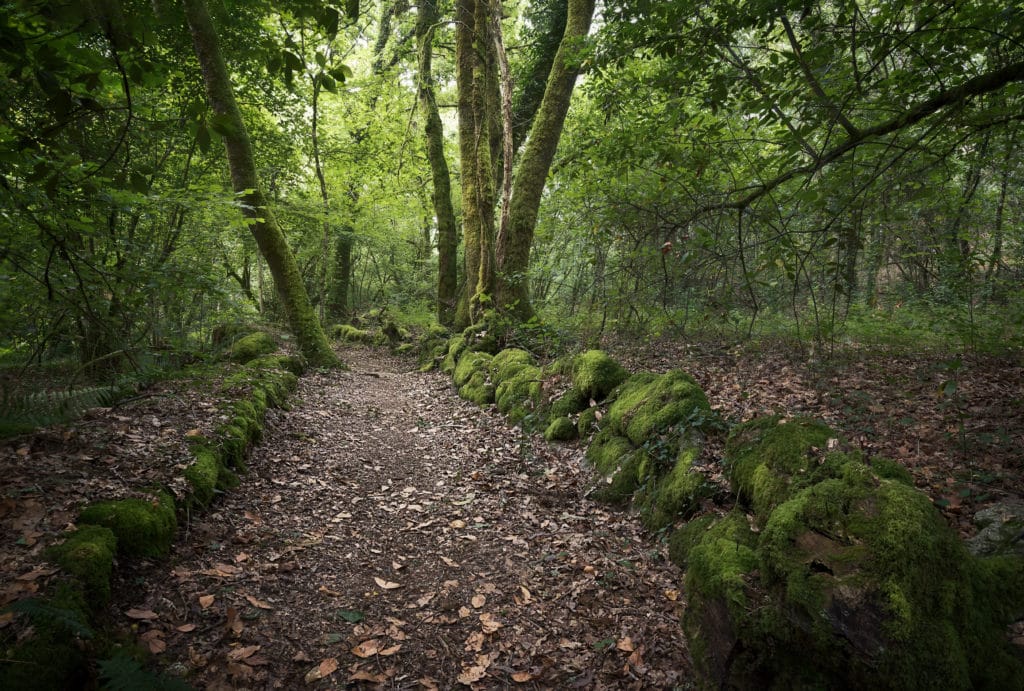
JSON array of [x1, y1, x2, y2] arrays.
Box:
[[98, 652, 194, 691], [4, 597, 93, 639]]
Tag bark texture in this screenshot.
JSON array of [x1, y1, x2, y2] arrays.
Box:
[[182, 0, 338, 366], [416, 0, 458, 326], [496, 0, 595, 319]]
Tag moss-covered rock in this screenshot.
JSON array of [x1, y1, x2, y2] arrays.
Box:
[[606, 370, 710, 446], [495, 364, 543, 424], [548, 387, 590, 419], [490, 348, 535, 384], [454, 351, 492, 387], [246, 353, 306, 376], [77, 491, 176, 559], [577, 406, 600, 438], [683, 450, 1024, 690], [725, 415, 836, 519], [330, 323, 370, 342], [227, 331, 278, 363], [969, 501, 1024, 557], [441, 336, 468, 375], [571, 350, 628, 400], [46, 525, 117, 603], [544, 416, 578, 442], [636, 445, 712, 530]]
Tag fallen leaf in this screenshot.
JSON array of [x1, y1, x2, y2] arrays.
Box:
[[479, 612, 502, 634], [227, 662, 253, 679], [176, 623, 197, 633], [440, 556, 460, 567], [349, 668, 392, 683], [227, 645, 261, 662], [379, 644, 402, 656], [374, 576, 401, 590], [293, 650, 312, 662], [234, 552, 249, 563], [125, 608, 158, 620], [418, 676, 439, 690], [351, 639, 381, 658], [244, 594, 273, 610], [664, 589, 680, 601], [226, 607, 243, 635], [471, 594, 486, 609], [198, 594, 215, 609], [512, 671, 534, 683], [16, 568, 57, 581], [616, 636, 635, 652], [449, 519, 466, 529], [304, 657, 338, 684], [457, 665, 487, 685]]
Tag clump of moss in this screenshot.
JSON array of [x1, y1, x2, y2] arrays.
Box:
[[636, 445, 713, 530], [544, 416, 577, 442], [246, 354, 306, 376], [607, 371, 710, 446], [46, 525, 117, 603], [725, 416, 836, 519], [548, 387, 590, 419], [441, 336, 468, 375], [495, 364, 543, 424], [571, 350, 628, 400], [577, 406, 600, 438], [330, 324, 370, 342], [454, 351, 492, 387], [227, 331, 278, 363], [77, 491, 176, 559], [490, 348, 535, 384]]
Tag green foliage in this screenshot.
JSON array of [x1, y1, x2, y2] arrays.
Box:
[[227, 332, 279, 363], [0, 384, 124, 438], [77, 492, 177, 559]]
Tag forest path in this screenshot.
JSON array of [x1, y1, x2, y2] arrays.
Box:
[[111, 346, 689, 689]]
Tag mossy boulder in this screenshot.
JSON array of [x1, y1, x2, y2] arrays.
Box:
[[454, 351, 495, 405], [571, 350, 628, 400], [606, 370, 710, 446], [548, 387, 590, 419], [227, 331, 278, 363], [77, 491, 176, 559], [246, 353, 306, 376], [725, 415, 836, 519], [636, 445, 713, 530], [46, 525, 117, 603], [544, 416, 578, 442], [330, 323, 370, 342], [490, 348, 535, 384], [495, 364, 543, 424], [683, 451, 1024, 689], [577, 406, 600, 438], [969, 501, 1024, 557], [184, 445, 238, 507], [441, 336, 468, 375]]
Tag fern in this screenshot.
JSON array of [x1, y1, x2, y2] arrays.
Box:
[[98, 652, 194, 691], [0, 384, 123, 437], [4, 597, 93, 639]]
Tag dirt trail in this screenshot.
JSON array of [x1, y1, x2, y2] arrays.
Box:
[[110, 346, 690, 689]]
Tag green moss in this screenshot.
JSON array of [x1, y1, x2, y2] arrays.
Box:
[[548, 387, 589, 419], [46, 525, 117, 603], [441, 336, 467, 375], [868, 456, 915, 486], [246, 353, 306, 376], [490, 348, 535, 384], [637, 445, 712, 530], [544, 416, 578, 442], [395, 343, 415, 355], [606, 370, 710, 446], [667, 514, 717, 567], [330, 323, 370, 342], [0, 583, 91, 689], [77, 491, 176, 559], [459, 371, 495, 405], [454, 351, 493, 387], [184, 447, 221, 507], [577, 406, 600, 438], [592, 448, 645, 504], [227, 331, 278, 363], [571, 350, 628, 400], [585, 427, 634, 475], [495, 364, 543, 418], [726, 415, 836, 517]]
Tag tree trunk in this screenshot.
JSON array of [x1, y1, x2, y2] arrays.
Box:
[[496, 0, 595, 320], [415, 0, 458, 326], [182, 0, 338, 366], [329, 226, 353, 322], [455, 0, 498, 326]]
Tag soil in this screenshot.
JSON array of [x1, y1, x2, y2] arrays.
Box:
[[104, 346, 689, 689]]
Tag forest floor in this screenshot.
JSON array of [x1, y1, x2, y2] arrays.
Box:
[[0, 339, 1021, 689]]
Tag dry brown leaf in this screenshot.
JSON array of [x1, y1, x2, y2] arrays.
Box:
[[512, 671, 534, 683], [304, 657, 339, 684], [349, 669, 390, 683], [457, 665, 487, 685], [226, 607, 243, 635], [176, 623, 197, 633], [418, 677, 439, 690], [479, 612, 502, 634], [616, 636, 635, 652], [458, 606, 472, 619], [244, 594, 273, 610], [227, 662, 253, 679], [664, 589, 680, 601], [292, 650, 312, 662], [234, 552, 249, 563], [374, 576, 401, 590], [227, 644, 261, 662], [351, 639, 381, 658], [379, 644, 402, 656], [471, 594, 486, 609], [125, 608, 158, 620], [440, 556, 460, 567], [519, 586, 532, 603], [464, 630, 485, 652], [449, 519, 466, 529]]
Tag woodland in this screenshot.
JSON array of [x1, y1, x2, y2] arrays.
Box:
[[1, 0, 1023, 689]]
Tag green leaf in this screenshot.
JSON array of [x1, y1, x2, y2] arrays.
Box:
[[320, 74, 337, 94], [284, 51, 304, 72], [336, 609, 364, 623], [129, 171, 148, 193]]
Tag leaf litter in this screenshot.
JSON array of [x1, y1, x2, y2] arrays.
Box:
[[104, 345, 690, 688]]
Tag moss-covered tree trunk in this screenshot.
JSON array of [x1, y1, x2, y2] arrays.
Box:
[[182, 0, 338, 366], [496, 0, 595, 320], [416, 0, 458, 326], [455, 0, 498, 326], [328, 226, 353, 322]]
